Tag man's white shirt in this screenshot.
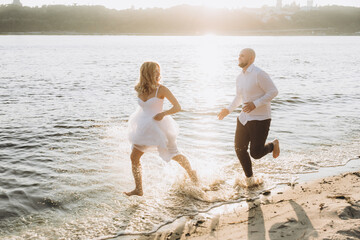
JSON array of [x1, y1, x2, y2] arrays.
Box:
[[227, 64, 278, 125]]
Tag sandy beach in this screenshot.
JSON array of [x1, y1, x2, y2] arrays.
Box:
[[126, 167, 360, 240]]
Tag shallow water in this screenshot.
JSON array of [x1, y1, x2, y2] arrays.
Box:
[[0, 35, 359, 239]]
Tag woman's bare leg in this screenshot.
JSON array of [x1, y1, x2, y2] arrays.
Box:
[[124, 147, 144, 196], [172, 154, 198, 183]]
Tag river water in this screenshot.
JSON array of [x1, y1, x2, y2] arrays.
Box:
[[0, 35, 359, 239]]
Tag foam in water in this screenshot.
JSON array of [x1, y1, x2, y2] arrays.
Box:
[[171, 172, 240, 203], [234, 175, 264, 189]]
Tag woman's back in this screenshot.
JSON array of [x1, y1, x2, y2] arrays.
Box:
[[137, 86, 164, 115]]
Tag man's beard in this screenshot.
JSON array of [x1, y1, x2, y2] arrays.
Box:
[[238, 62, 248, 68]]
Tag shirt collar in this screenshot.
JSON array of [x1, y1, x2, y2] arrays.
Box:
[[245, 64, 255, 73]]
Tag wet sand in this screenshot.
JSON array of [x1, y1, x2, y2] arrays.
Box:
[[127, 168, 360, 240]]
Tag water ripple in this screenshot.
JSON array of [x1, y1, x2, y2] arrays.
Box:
[[0, 35, 359, 239]]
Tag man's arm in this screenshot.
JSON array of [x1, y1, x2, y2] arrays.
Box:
[[227, 92, 242, 114], [218, 80, 242, 120], [253, 71, 278, 108]]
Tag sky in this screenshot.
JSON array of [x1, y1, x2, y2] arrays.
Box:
[[3, 0, 360, 9]]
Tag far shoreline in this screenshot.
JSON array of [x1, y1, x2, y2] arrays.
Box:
[[1, 31, 360, 36]]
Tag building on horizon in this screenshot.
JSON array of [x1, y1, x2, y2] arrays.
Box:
[[307, 0, 314, 10], [12, 0, 22, 6], [308, 0, 314, 7], [301, 0, 315, 11], [276, 0, 282, 10]]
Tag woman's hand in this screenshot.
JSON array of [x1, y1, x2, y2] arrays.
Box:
[[153, 112, 165, 121], [217, 108, 230, 120]]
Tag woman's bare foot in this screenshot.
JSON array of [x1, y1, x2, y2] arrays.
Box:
[[272, 139, 280, 158], [189, 170, 199, 184], [124, 189, 143, 196]]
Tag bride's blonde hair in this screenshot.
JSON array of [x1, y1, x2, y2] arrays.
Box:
[[135, 62, 160, 95]]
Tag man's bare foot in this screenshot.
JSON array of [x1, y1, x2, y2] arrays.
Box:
[[124, 189, 143, 196], [272, 139, 280, 158], [234, 175, 263, 188], [245, 176, 263, 187]]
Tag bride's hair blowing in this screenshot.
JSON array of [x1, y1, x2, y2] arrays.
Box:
[[135, 62, 160, 95]]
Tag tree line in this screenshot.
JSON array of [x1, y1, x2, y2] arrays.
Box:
[[0, 4, 359, 35]]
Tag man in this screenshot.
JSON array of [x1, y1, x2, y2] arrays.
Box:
[[217, 48, 280, 187]]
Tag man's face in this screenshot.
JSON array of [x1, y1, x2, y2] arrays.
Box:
[[238, 50, 250, 68]]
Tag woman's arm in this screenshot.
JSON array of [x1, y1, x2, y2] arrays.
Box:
[[153, 85, 181, 121]]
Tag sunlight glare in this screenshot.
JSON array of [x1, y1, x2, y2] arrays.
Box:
[[193, 34, 224, 109], [199, 0, 240, 9], [202, 33, 216, 37]]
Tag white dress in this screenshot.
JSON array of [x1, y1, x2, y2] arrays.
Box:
[[128, 87, 180, 162]]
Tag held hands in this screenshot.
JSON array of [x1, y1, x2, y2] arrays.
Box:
[[217, 108, 230, 120], [242, 102, 256, 113], [153, 112, 165, 121]]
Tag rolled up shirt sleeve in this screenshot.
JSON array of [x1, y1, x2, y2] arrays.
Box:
[[227, 87, 242, 113], [253, 71, 278, 108]]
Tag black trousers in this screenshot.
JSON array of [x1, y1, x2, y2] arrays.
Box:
[[234, 118, 274, 178]]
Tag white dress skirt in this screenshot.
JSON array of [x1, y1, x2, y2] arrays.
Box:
[[128, 90, 180, 162]]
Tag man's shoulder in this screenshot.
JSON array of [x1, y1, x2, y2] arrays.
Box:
[[252, 65, 265, 74], [253, 65, 271, 80]]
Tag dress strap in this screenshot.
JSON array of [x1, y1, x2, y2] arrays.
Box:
[[155, 86, 160, 97]]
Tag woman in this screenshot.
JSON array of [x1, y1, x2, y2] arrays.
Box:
[[125, 61, 198, 196]]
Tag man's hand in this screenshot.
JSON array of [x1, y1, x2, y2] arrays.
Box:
[[217, 109, 230, 120], [242, 102, 256, 113], [153, 112, 165, 121]]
